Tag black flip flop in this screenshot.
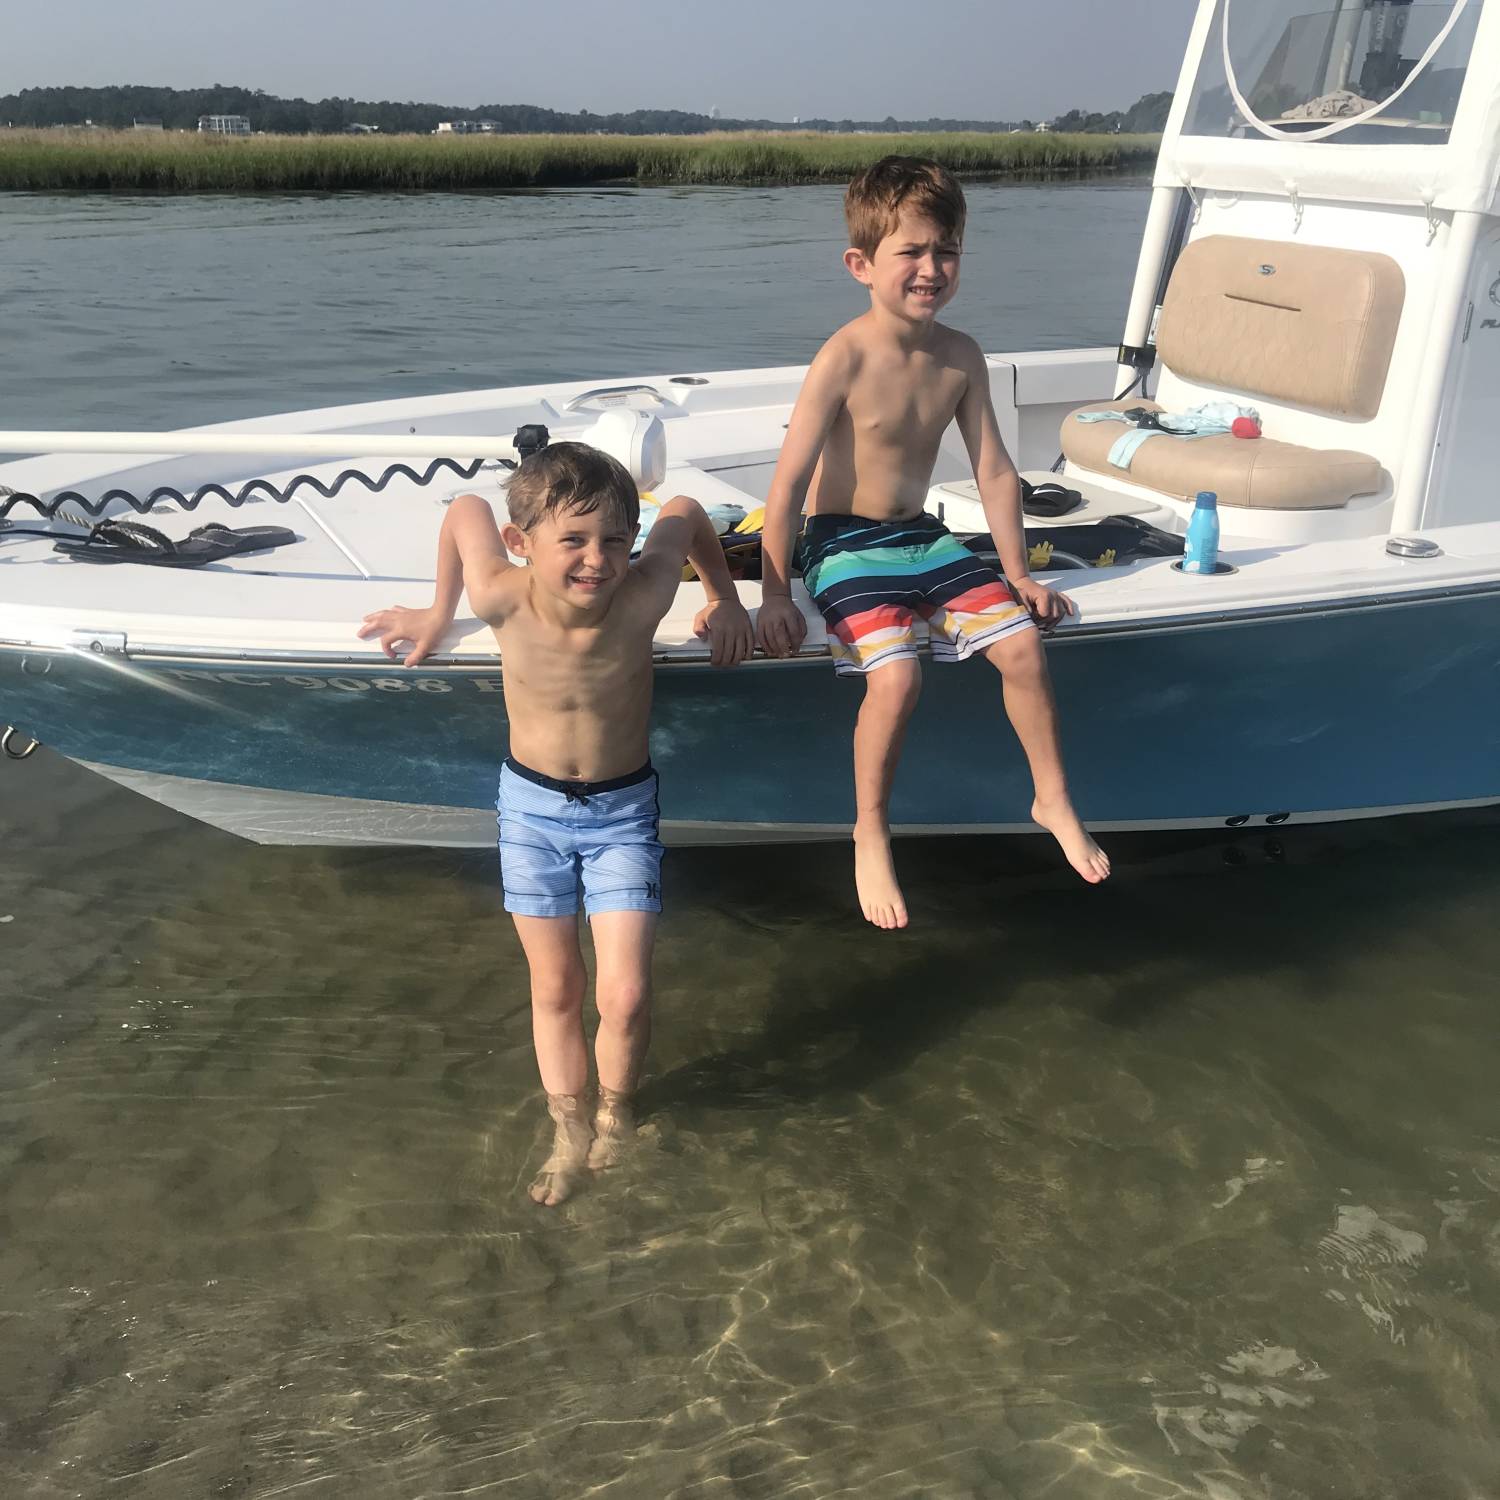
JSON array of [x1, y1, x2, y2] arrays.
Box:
[[1021, 479, 1084, 518], [54, 519, 300, 567]]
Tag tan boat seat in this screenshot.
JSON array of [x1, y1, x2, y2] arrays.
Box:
[[1063, 399, 1382, 511], [1061, 235, 1404, 509]]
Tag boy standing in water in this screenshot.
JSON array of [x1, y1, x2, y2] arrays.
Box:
[[359, 445, 752, 1205], [756, 157, 1110, 927]]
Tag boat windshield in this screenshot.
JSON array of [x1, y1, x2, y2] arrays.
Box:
[[1184, 0, 1481, 144]]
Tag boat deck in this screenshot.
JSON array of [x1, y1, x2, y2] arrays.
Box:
[[4, 374, 1500, 666]]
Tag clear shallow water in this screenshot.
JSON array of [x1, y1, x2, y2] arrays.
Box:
[[3, 184, 1500, 1499]]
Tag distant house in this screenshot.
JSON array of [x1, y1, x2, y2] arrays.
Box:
[[198, 114, 251, 136], [343, 123, 380, 134], [132, 118, 164, 132], [434, 119, 499, 136]]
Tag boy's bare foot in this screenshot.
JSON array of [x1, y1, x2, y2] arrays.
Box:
[[1032, 796, 1111, 884], [587, 1085, 636, 1171], [854, 820, 909, 929], [529, 1092, 593, 1207]]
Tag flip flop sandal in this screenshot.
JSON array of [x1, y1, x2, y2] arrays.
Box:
[[54, 518, 299, 567], [1021, 479, 1084, 517]]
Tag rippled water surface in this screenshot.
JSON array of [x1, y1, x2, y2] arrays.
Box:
[[3, 185, 1499, 1498], [2, 181, 1149, 430]]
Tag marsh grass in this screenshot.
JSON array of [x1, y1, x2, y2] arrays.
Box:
[[0, 129, 1158, 192]]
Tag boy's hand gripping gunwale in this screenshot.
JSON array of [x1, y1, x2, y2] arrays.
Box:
[[952, 337, 1076, 630], [756, 341, 854, 659], [356, 492, 519, 665], [630, 494, 753, 667]]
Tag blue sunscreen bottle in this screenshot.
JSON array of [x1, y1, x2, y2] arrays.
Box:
[[1182, 490, 1220, 573]]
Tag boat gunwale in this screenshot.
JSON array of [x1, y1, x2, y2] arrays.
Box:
[[3, 574, 1499, 668]]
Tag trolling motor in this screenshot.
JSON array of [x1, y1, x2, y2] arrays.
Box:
[[512, 412, 668, 496], [513, 424, 550, 462]]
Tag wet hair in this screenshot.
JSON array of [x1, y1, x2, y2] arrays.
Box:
[[504, 441, 639, 532], [844, 156, 966, 257]]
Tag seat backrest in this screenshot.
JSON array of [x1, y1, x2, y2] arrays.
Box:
[[1157, 235, 1405, 421]]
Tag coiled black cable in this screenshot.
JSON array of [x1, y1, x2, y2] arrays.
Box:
[[0, 454, 497, 523]]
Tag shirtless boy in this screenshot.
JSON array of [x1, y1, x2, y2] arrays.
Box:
[[358, 443, 752, 1204], [756, 156, 1110, 928]]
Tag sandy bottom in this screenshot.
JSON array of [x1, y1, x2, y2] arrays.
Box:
[[2, 753, 1498, 1499]]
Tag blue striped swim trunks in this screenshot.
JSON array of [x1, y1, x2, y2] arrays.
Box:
[[495, 758, 663, 919]]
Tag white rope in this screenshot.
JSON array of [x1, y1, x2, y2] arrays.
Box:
[[1222, 0, 1472, 144]]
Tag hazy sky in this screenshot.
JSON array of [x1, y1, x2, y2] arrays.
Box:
[[5, 0, 1201, 121]]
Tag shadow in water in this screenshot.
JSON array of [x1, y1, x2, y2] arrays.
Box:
[[644, 811, 1500, 1114]]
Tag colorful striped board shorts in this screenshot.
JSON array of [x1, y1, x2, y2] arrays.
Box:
[[800, 512, 1034, 677]]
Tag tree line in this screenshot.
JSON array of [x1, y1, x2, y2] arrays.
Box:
[[1053, 93, 1173, 134], [0, 84, 1172, 137]]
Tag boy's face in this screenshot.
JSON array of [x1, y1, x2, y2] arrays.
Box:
[[845, 209, 962, 324], [502, 503, 638, 610]]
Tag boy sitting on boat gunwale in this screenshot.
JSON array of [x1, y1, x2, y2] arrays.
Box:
[[357, 445, 753, 1205], [755, 156, 1110, 927]]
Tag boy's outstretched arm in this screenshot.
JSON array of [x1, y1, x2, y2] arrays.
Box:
[[356, 492, 518, 665], [954, 342, 1072, 627], [633, 495, 753, 667], [757, 341, 852, 657]]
